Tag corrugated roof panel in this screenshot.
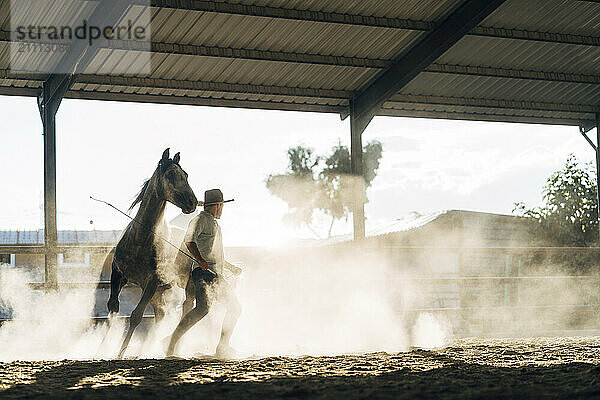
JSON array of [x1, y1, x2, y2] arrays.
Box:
[[151, 9, 422, 60], [0, 42, 10, 69], [59, 230, 77, 244], [480, 0, 600, 35], [0, 230, 123, 244], [399, 72, 600, 106], [100, 51, 378, 90], [0, 231, 17, 245], [233, 0, 461, 21], [18, 230, 40, 245], [438, 36, 600, 75], [76, 230, 92, 243], [5, 0, 98, 74], [371, 211, 448, 236], [0, 0, 598, 129], [95, 230, 119, 243]]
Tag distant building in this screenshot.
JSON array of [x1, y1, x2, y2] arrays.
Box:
[[0, 229, 121, 280]]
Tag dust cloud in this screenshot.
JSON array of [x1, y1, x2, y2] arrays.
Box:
[[0, 238, 451, 361], [0, 268, 111, 361], [2, 206, 598, 360]]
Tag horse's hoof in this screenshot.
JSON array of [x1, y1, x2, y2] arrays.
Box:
[[107, 298, 120, 313], [117, 349, 126, 359]]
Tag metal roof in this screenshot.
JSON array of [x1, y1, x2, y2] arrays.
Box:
[[0, 0, 599, 129]]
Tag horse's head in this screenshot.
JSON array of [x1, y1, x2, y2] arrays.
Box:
[[157, 148, 197, 214]]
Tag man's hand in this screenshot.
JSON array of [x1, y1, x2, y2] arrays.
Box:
[[191, 266, 217, 283], [186, 242, 209, 270]]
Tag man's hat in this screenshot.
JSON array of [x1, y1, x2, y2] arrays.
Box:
[[199, 189, 234, 206]]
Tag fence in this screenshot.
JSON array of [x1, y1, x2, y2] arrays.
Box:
[[1, 244, 600, 335]]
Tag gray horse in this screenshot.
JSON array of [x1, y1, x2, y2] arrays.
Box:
[[107, 148, 197, 358]]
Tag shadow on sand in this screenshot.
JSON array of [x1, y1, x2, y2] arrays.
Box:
[[1, 351, 600, 399]]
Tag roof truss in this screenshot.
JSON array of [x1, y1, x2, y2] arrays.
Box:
[[41, 1, 132, 108], [138, 0, 600, 47], [350, 0, 508, 134]]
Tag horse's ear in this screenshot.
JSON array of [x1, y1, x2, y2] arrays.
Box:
[[161, 148, 170, 164], [173, 152, 180, 164]]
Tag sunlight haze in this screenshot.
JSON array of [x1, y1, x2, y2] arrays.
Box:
[[0, 96, 592, 246]]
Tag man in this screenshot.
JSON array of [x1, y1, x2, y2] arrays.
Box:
[[166, 189, 242, 357]]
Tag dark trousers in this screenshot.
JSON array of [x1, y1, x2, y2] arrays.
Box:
[[167, 268, 241, 353]]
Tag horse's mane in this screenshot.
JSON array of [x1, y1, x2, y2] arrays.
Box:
[[128, 158, 179, 212], [129, 179, 151, 212]]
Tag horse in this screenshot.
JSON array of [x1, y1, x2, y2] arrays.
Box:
[[106, 148, 197, 358], [100, 228, 197, 330]]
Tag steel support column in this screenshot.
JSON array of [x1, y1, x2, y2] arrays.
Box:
[[39, 81, 62, 290], [596, 113, 600, 244], [581, 114, 600, 244], [33, 1, 130, 289], [350, 100, 367, 240]]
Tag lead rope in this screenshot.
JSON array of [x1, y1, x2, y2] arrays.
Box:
[[89, 195, 198, 264]]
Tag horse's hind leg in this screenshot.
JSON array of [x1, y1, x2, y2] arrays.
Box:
[[118, 274, 159, 358], [150, 290, 167, 324]]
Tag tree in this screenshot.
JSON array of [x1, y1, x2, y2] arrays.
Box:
[[320, 141, 383, 237], [513, 154, 598, 246], [266, 141, 383, 238], [265, 146, 323, 238]]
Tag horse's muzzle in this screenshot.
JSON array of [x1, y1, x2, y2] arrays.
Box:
[[182, 197, 197, 214]]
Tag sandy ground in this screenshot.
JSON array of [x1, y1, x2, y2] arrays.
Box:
[[1, 337, 600, 399]]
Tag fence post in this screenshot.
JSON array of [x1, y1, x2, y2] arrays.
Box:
[[504, 254, 510, 306]]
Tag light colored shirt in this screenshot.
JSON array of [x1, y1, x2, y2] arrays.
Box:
[[184, 210, 224, 275]]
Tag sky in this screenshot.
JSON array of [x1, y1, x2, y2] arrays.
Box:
[[0, 95, 596, 246]]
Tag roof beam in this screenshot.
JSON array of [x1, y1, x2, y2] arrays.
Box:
[[74, 74, 352, 99], [142, 0, 434, 30], [41, 1, 132, 107], [63, 89, 346, 113], [0, 68, 352, 99], [425, 64, 600, 85], [379, 107, 596, 129], [141, 0, 600, 47], [5, 70, 599, 111], [469, 26, 600, 47], [389, 94, 600, 114], [0, 75, 596, 124], [351, 0, 507, 134], [147, 41, 388, 68], [3, 60, 599, 102]]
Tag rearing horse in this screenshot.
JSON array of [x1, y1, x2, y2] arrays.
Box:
[[107, 148, 197, 358]]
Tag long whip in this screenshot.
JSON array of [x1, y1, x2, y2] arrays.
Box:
[[89, 196, 198, 264]]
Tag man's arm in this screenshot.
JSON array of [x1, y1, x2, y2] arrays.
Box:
[[185, 242, 209, 270]]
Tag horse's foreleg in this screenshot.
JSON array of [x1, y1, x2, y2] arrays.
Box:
[[99, 261, 128, 356], [118, 274, 159, 358], [107, 261, 126, 315]]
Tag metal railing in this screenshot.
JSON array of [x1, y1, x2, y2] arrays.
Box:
[[2, 244, 600, 333]]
